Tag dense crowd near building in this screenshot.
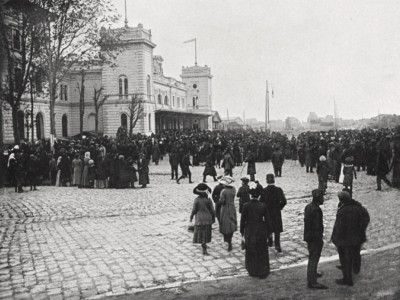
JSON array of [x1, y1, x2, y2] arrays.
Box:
[[1, 126, 400, 192]]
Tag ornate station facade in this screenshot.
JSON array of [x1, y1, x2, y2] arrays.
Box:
[[1, 20, 217, 143]]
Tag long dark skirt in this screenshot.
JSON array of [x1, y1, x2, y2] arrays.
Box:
[[193, 225, 212, 244], [245, 238, 270, 277]]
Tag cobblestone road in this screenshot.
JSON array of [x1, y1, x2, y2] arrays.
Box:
[[1, 159, 399, 299]]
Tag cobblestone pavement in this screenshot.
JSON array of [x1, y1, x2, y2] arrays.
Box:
[[126, 244, 400, 300], [0, 159, 399, 299]]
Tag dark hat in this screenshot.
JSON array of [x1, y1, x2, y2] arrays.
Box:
[[240, 177, 250, 183], [338, 191, 351, 202], [193, 183, 211, 196], [312, 189, 322, 198], [266, 173, 275, 184]]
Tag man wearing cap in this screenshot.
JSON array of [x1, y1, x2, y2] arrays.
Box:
[[237, 177, 251, 214], [331, 191, 362, 286], [304, 189, 328, 289], [260, 173, 287, 252], [271, 146, 284, 177]]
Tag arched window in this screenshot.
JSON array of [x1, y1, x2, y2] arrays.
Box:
[[164, 95, 169, 105], [157, 94, 162, 105], [17, 110, 25, 140], [146, 75, 151, 97], [87, 113, 95, 131], [119, 75, 128, 99], [62, 114, 68, 137], [121, 113, 127, 128], [36, 113, 44, 140]]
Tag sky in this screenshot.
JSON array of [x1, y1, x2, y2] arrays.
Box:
[[112, 0, 400, 122]]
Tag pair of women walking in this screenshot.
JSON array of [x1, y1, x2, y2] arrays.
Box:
[[189, 177, 270, 278], [189, 176, 236, 254]]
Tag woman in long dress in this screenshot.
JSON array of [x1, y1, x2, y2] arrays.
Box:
[[219, 176, 237, 251], [190, 183, 215, 255], [240, 182, 270, 279], [72, 153, 83, 187], [81, 152, 91, 188]]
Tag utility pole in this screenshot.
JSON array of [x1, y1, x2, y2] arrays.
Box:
[[265, 80, 269, 131]]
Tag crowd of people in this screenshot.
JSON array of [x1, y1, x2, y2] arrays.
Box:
[[190, 172, 370, 289], [1, 126, 400, 192], [1, 126, 398, 289]]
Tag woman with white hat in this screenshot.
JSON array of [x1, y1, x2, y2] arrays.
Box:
[[219, 176, 237, 251]]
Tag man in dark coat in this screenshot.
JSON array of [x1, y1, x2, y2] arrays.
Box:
[[331, 191, 362, 286], [177, 151, 193, 184], [271, 147, 284, 177], [376, 146, 392, 190], [169, 147, 180, 180], [304, 189, 328, 289], [138, 153, 149, 188], [245, 151, 256, 181], [338, 188, 370, 275], [259, 173, 287, 252], [202, 154, 217, 183]]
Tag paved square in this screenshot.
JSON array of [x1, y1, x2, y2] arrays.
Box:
[[1, 160, 399, 299]]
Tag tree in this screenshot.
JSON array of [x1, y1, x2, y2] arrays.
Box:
[[38, 0, 120, 139], [92, 86, 108, 136], [76, 68, 85, 136], [127, 94, 144, 138], [0, 1, 47, 144]]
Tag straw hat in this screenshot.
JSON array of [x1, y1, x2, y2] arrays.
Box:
[[218, 176, 235, 187]]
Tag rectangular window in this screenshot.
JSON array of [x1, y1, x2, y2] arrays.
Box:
[[173, 96, 175, 107], [177, 97, 180, 108], [60, 84, 68, 100]]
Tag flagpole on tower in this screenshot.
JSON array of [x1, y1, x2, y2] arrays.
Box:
[[183, 38, 197, 66], [124, 0, 128, 27]]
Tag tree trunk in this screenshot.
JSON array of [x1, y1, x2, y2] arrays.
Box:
[[79, 70, 85, 136], [12, 103, 19, 145], [49, 77, 57, 136], [95, 107, 99, 136], [129, 114, 133, 138], [0, 101, 4, 148]]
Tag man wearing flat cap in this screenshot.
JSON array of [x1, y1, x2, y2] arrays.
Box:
[[260, 173, 286, 252], [331, 191, 362, 286], [304, 189, 328, 289]]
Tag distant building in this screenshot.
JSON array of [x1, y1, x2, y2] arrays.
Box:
[[245, 118, 265, 131], [285, 117, 302, 130], [219, 117, 244, 130]]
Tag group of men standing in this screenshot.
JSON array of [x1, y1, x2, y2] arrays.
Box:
[[304, 189, 370, 289]]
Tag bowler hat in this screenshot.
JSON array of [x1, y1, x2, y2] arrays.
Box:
[[266, 173, 275, 184]]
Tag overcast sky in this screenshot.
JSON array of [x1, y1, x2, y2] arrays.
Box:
[[112, 0, 400, 122]]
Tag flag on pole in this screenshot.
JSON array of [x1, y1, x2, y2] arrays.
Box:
[[183, 38, 196, 44]]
